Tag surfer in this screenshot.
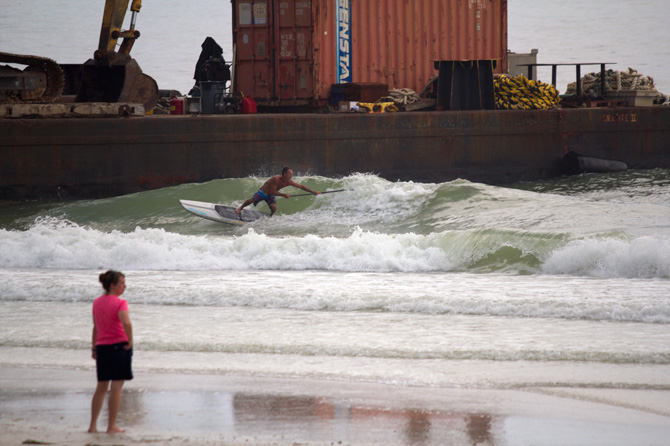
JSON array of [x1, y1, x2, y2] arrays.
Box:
[[236, 167, 320, 216]]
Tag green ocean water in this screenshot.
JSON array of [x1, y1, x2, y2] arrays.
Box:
[[2, 170, 668, 277]]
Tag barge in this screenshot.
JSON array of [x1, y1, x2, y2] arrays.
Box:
[[1, 0, 669, 201], [2, 105, 669, 200]]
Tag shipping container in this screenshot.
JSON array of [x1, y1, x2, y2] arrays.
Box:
[[232, 0, 508, 107]]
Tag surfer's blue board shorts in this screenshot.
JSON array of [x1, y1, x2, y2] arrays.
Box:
[[252, 189, 276, 206]]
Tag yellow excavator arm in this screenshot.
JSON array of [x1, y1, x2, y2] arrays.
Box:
[[77, 0, 158, 111], [96, 0, 142, 63]]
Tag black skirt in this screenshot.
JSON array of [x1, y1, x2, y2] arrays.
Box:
[[95, 342, 133, 381]]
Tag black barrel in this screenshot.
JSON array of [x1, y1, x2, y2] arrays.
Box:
[[562, 151, 628, 175]]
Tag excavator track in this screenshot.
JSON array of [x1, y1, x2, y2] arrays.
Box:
[[0, 52, 65, 103]]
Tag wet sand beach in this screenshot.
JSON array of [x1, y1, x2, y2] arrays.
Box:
[[2, 365, 669, 446]]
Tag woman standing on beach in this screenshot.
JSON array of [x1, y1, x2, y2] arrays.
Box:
[[88, 270, 133, 434]]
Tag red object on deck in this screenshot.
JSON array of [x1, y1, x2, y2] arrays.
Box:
[[169, 97, 184, 115], [242, 96, 257, 114]]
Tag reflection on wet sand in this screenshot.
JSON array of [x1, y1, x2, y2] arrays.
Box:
[[226, 392, 497, 445], [403, 409, 432, 445], [229, 393, 497, 445], [1, 387, 497, 445], [117, 387, 147, 428], [3, 366, 668, 446], [467, 413, 493, 445]]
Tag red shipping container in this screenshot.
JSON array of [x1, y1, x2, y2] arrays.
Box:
[[232, 0, 507, 107]]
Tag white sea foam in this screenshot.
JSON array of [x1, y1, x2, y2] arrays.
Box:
[[543, 235, 670, 278], [1, 216, 669, 279]]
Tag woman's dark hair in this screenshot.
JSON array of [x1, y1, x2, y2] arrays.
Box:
[[99, 270, 125, 293]]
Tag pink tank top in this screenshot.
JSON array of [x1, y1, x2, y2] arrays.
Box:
[[92, 294, 129, 345]]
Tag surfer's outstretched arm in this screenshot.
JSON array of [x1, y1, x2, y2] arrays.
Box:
[[289, 180, 320, 195]]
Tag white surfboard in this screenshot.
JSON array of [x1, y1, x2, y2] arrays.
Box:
[[179, 199, 269, 225]]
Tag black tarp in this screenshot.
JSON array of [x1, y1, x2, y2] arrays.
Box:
[[193, 37, 230, 86]]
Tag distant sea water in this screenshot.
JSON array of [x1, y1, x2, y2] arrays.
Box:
[[508, 0, 670, 95], [0, 0, 669, 95]]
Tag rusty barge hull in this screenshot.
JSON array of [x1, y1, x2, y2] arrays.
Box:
[[1, 107, 669, 200]]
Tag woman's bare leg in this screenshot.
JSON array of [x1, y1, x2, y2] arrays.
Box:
[[106, 380, 126, 433], [88, 381, 110, 433]]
